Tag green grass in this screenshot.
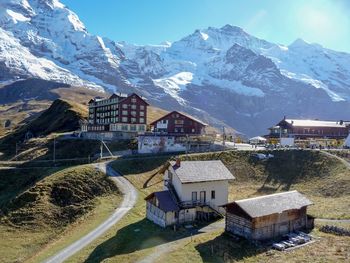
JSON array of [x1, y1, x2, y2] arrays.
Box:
[[181, 150, 350, 219], [0, 98, 87, 159], [0, 136, 135, 164], [69, 149, 350, 263], [156, 227, 350, 263], [0, 165, 122, 263]]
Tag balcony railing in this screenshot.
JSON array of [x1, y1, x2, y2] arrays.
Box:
[[180, 200, 209, 208]]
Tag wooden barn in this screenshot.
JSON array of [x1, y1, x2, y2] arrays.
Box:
[[222, 191, 314, 241]]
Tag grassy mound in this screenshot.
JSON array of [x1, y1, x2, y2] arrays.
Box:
[[0, 99, 87, 158], [12, 98, 87, 139], [0, 166, 119, 228], [112, 150, 350, 219], [78, 150, 349, 263]]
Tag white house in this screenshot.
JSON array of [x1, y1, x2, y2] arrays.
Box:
[[145, 159, 235, 227]]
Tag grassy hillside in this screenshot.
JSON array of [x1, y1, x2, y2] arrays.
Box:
[[112, 150, 350, 219], [0, 98, 86, 141], [67, 150, 350, 263], [0, 165, 121, 263], [0, 79, 106, 137], [183, 150, 350, 219], [0, 99, 88, 159]]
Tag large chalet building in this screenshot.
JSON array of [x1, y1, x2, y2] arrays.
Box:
[[268, 118, 350, 140], [150, 111, 207, 135], [82, 93, 149, 138]]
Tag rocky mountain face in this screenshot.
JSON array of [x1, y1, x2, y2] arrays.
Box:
[[1, 0, 350, 136]]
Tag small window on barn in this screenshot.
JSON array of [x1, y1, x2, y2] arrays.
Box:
[[211, 190, 215, 199]]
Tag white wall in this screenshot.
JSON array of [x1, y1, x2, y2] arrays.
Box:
[[180, 180, 229, 212], [281, 137, 295, 146], [138, 136, 186, 154], [170, 168, 183, 198]]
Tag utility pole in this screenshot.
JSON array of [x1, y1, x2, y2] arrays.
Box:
[[53, 136, 56, 163], [100, 139, 103, 159], [222, 126, 226, 147], [15, 142, 18, 161]]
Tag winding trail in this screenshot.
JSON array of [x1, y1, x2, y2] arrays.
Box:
[[321, 150, 350, 168], [43, 161, 138, 263]]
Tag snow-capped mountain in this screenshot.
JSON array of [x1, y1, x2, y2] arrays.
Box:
[[1, 0, 350, 136]]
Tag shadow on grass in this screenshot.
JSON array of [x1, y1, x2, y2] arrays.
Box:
[[111, 156, 171, 176], [0, 166, 66, 208], [253, 150, 334, 192], [195, 233, 269, 262], [84, 218, 221, 263], [84, 218, 188, 263]]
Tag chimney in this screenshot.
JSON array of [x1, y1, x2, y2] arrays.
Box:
[[175, 158, 181, 167]]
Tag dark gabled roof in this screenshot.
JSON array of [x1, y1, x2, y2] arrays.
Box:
[[170, 160, 235, 183], [119, 93, 149, 105], [145, 190, 179, 212], [150, 111, 208, 126], [223, 191, 313, 218], [109, 93, 122, 99]]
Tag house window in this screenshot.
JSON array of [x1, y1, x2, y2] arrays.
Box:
[[138, 125, 145, 131], [140, 111, 144, 117], [140, 105, 145, 110], [122, 104, 128, 109], [131, 111, 137, 116], [131, 117, 136, 123], [192, 192, 197, 202], [211, 190, 215, 199], [122, 110, 128, 115], [121, 125, 128, 131], [175, 120, 184, 125], [130, 125, 137, 131], [139, 118, 145, 123], [131, 97, 137, 103], [122, 117, 128, 122], [131, 104, 137, 110], [200, 191, 206, 203]]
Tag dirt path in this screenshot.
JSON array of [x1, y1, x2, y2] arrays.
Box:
[[321, 150, 350, 168], [43, 161, 138, 263]]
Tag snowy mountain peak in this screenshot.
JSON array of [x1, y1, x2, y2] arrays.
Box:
[[289, 38, 310, 48], [1, 1, 350, 136], [220, 24, 245, 34]]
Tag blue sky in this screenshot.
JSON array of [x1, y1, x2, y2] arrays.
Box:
[[61, 0, 350, 52]]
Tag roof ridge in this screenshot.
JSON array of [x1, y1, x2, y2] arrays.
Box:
[[236, 190, 299, 203]]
